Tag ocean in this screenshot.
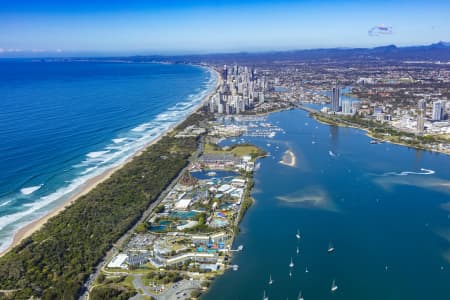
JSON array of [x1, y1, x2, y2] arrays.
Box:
[[0, 60, 216, 253], [203, 109, 450, 300]]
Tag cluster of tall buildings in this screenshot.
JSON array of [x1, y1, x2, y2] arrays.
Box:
[[209, 65, 268, 114], [331, 84, 358, 115], [432, 100, 446, 121], [417, 99, 448, 133]]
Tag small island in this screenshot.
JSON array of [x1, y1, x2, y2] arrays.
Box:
[[279, 149, 296, 167]]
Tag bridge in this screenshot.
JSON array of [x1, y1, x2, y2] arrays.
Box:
[[292, 102, 321, 114]]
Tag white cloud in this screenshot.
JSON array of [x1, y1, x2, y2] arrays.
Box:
[[368, 25, 393, 36]]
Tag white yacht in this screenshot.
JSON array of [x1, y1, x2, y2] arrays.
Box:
[[328, 241, 335, 253], [268, 274, 273, 285], [331, 280, 338, 292], [289, 257, 294, 268]]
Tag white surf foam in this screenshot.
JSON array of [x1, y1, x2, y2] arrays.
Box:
[[0, 174, 91, 233], [131, 124, 147, 132], [0, 200, 12, 207], [80, 166, 98, 175], [86, 151, 110, 159], [112, 138, 127, 144], [381, 168, 435, 176], [0, 66, 218, 252], [20, 184, 43, 195]]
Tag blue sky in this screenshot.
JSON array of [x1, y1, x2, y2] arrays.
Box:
[[1, 0, 449, 56]]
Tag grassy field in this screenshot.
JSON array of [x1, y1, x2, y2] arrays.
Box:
[[204, 143, 266, 159]]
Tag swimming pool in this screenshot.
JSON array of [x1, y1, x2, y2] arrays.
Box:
[[169, 211, 199, 220], [210, 217, 229, 228]]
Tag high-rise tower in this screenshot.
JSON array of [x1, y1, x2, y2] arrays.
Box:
[[331, 85, 340, 112]]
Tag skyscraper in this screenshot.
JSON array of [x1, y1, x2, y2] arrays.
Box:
[[331, 85, 340, 112], [432, 100, 444, 121], [417, 109, 424, 133], [342, 99, 352, 114]]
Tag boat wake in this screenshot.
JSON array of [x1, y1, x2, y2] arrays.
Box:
[[328, 150, 337, 157], [380, 168, 435, 176]]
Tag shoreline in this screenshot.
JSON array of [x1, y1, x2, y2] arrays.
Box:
[[279, 149, 296, 167], [0, 66, 221, 258], [311, 113, 450, 156]]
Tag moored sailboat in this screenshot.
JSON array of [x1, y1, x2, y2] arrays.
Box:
[[289, 257, 294, 268], [328, 241, 335, 253]]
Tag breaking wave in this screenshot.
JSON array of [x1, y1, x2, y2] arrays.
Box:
[[0, 67, 218, 253]]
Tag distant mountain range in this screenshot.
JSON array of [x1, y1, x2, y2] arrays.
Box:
[[6, 41, 450, 62], [129, 41, 450, 64]]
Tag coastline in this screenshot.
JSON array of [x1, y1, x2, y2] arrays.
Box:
[[279, 149, 296, 167], [0, 66, 221, 258], [311, 113, 450, 156]]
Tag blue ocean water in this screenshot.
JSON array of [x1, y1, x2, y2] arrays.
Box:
[[0, 60, 216, 252], [204, 109, 450, 300]]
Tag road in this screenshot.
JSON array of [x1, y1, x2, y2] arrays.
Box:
[[156, 279, 201, 300], [129, 275, 155, 299], [129, 278, 201, 300], [79, 135, 205, 300], [292, 102, 320, 114]]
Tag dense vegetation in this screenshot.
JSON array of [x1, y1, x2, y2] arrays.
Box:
[[90, 286, 135, 300], [0, 112, 205, 299], [145, 271, 184, 284], [90, 276, 136, 300], [237, 176, 255, 224]]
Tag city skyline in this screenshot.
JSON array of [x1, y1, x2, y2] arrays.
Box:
[[1, 0, 450, 57]]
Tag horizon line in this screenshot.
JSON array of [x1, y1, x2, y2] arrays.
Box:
[[1, 40, 449, 60]]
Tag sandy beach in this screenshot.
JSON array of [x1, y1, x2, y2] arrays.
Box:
[[279, 149, 296, 167], [0, 66, 220, 258]]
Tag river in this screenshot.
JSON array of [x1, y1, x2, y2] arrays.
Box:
[[203, 108, 450, 300]]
